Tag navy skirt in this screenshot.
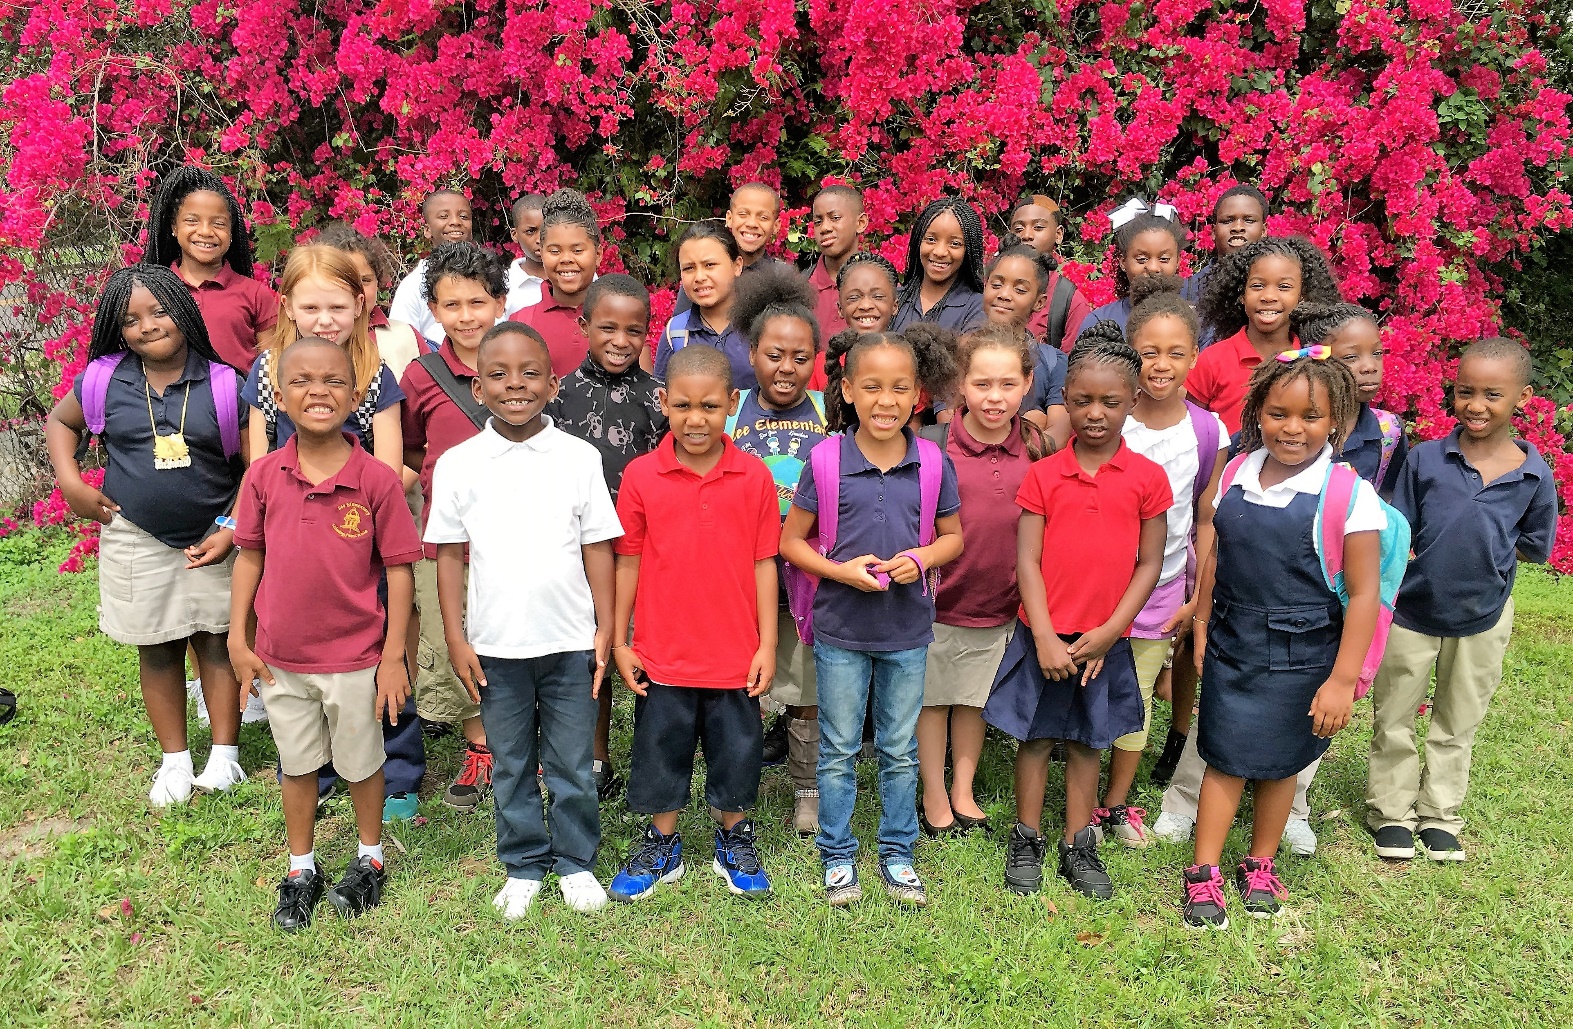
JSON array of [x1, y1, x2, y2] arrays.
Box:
[[982, 622, 1144, 749]]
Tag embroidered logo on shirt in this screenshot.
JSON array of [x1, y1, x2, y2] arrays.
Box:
[[333, 502, 370, 540]]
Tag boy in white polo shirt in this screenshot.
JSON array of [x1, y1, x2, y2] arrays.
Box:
[[424, 322, 622, 917]]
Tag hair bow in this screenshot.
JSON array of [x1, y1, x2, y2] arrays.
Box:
[[1276, 344, 1332, 363], [1109, 197, 1178, 230]]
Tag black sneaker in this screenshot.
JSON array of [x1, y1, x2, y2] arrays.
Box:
[[1418, 827, 1466, 862], [1374, 824, 1416, 860], [1181, 863, 1229, 929], [1004, 822, 1047, 894], [761, 714, 790, 766], [593, 759, 624, 802], [273, 866, 325, 932], [1150, 728, 1186, 787], [326, 856, 387, 917], [1234, 856, 1286, 918], [442, 743, 493, 812], [1057, 826, 1113, 900]]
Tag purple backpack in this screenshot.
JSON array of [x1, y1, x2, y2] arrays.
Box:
[[81, 352, 242, 460], [784, 434, 944, 646]]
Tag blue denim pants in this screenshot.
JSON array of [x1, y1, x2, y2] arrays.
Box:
[[813, 642, 928, 866]]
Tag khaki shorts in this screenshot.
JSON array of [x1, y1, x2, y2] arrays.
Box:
[[414, 558, 476, 723], [261, 665, 386, 782], [768, 608, 817, 707], [98, 514, 233, 646], [1113, 637, 1171, 753], [923, 621, 1014, 708]]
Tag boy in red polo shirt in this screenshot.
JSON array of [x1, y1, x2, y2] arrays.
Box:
[[608, 345, 780, 902], [230, 338, 422, 932]]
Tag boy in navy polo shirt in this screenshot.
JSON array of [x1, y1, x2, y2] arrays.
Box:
[[608, 345, 780, 902], [231, 338, 422, 931], [1366, 339, 1558, 863]]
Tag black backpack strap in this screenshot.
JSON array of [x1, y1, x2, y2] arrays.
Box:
[[415, 351, 487, 431], [917, 422, 951, 448], [1046, 275, 1076, 351]]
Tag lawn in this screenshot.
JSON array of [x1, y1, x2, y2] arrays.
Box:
[[2, 526, 1571, 1028]]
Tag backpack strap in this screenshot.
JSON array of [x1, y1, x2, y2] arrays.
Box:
[[914, 435, 943, 547], [809, 435, 842, 555], [1216, 452, 1252, 499], [1185, 401, 1220, 513], [207, 362, 242, 460], [807, 390, 826, 426], [415, 351, 488, 432], [1316, 462, 1359, 582], [81, 352, 127, 436], [1045, 274, 1076, 352], [917, 422, 950, 449], [1372, 408, 1402, 486], [726, 389, 750, 437], [655, 308, 692, 380], [255, 349, 281, 447]]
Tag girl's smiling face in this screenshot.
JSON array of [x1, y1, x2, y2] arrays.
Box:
[[121, 284, 186, 365], [837, 263, 896, 333], [919, 211, 966, 289], [543, 224, 599, 300], [752, 315, 817, 411], [842, 342, 917, 441], [679, 237, 742, 312], [1133, 313, 1197, 403], [342, 250, 380, 313], [286, 276, 362, 345], [983, 254, 1045, 329], [174, 190, 232, 270], [960, 346, 1031, 434], [1259, 374, 1332, 468], [1122, 227, 1179, 282], [1243, 253, 1303, 337], [1327, 317, 1383, 404]]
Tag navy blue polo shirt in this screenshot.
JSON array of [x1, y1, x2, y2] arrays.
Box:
[[1340, 404, 1408, 497], [791, 429, 960, 652], [72, 348, 247, 549], [1391, 427, 1558, 638], [655, 309, 757, 391], [1087, 298, 1132, 333], [1182, 265, 1219, 348], [892, 282, 984, 334], [1023, 341, 1067, 415]]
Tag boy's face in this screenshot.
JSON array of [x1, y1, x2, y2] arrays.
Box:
[[174, 190, 232, 269], [429, 275, 505, 351], [660, 372, 738, 460], [277, 346, 361, 438], [1009, 203, 1061, 255], [1327, 318, 1383, 404], [1212, 195, 1265, 254], [472, 332, 557, 432], [1454, 354, 1531, 442], [725, 187, 780, 258], [512, 208, 544, 265], [812, 193, 866, 261], [423, 194, 474, 244], [580, 293, 649, 376]]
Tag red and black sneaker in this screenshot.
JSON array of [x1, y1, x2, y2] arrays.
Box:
[[442, 742, 494, 812]]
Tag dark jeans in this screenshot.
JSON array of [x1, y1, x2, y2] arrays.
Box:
[[479, 651, 600, 879], [315, 694, 425, 797], [627, 683, 763, 815]]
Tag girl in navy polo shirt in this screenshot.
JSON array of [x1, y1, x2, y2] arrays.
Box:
[[650, 223, 753, 389], [781, 325, 964, 908], [979, 241, 1070, 448], [1086, 202, 1187, 333], [44, 265, 249, 808], [892, 198, 986, 333], [1293, 302, 1408, 496]]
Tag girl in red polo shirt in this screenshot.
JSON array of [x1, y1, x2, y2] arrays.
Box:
[[983, 325, 1171, 902], [519, 188, 604, 379]]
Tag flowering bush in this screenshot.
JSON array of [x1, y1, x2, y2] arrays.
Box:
[[1, 0, 1569, 565]]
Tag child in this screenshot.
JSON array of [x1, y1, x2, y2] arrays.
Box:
[[727, 266, 830, 835], [1181, 355, 1380, 929], [780, 325, 965, 907], [650, 223, 754, 389], [986, 327, 1171, 900], [399, 241, 509, 812], [44, 265, 249, 807], [426, 322, 623, 916], [668, 183, 789, 319], [1190, 236, 1343, 434], [836, 252, 900, 336], [916, 326, 1051, 837], [1181, 185, 1269, 346], [505, 193, 548, 316], [1101, 276, 1228, 847], [548, 273, 666, 799], [146, 166, 277, 372], [608, 345, 781, 902], [1008, 195, 1093, 351], [1086, 202, 1187, 333], [389, 189, 475, 343], [892, 198, 986, 333], [518, 189, 604, 378], [1367, 338, 1557, 863], [229, 337, 421, 931], [808, 185, 868, 337], [1294, 302, 1408, 496], [979, 241, 1071, 448], [316, 222, 430, 379]]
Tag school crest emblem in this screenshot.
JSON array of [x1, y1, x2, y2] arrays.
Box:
[[334, 502, 370, 540]]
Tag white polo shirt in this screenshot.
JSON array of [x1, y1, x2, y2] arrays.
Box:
[[424, 418, 623, 659], [504, 259, 545, 318]]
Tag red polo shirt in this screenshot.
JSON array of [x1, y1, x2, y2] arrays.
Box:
[[234, 435, 423, 673], [1015, 440, 1172, 635], [172, 261, 278, 373], [934, 415, 1037, 628], [1186, 328, 1286, 435], [399, 341, 483, 558], [614, 435, 780, 689], [1026, 271, 1093, 353], [517, 294, 589, 379]]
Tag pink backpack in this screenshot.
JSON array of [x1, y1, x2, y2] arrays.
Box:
[[81, 352, 242, 460], [784, 434, 945, 646]]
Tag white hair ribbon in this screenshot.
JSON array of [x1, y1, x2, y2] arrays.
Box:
[[1109, 197, 1178, 229]]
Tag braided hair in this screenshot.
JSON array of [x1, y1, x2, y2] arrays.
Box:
[[88, 264, 221, 364], [1198, 236, 1343, 341], [145, 166, 254, 278], [1066, 321, 1142, 393], [541, 187, 602, 246], [732, 263, 820, 351], [1235, 356, 1361, 456], [1126, 273, 1198, 346], [1112, 211, 1188, 298], [954, 323, 1055, 460], [835, 251, 899, 291], [902, 198, 985, 293], [1290, 301, 1377, 349], [822, 324, 959, 434]]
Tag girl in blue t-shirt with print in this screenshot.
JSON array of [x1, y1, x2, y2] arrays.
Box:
[[781, 325, 964, 909]]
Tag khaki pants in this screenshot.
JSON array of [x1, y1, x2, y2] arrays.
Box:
[[1365, 600, 1514, 834], [1113, 637, 1170, 753], [414, 558, 477, 724]]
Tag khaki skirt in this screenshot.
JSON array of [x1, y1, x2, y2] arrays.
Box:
[[98, 515, 234, 646], [923, 621, 1014, 708]]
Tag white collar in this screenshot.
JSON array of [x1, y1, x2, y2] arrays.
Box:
[[478, 416, 558, 457], [1236, 444, 1333, 498], [510, 258, 544, 283]]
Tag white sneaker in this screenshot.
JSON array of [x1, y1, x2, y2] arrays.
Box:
[[193, 758, 247, 794], [242, 685, 269, 725], [149, 764, 194, 808], [1151, 810, 1195, 843], [1282, 818, 1318, 857], [492, 878, 543, 920], [187, 679, 210, 726], [559, 870, 609, 913]]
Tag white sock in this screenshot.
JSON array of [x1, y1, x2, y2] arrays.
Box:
[[289, 851, 316, 874], [207, 745, 240, 766], [358, 842, 385, 866], [161, 750, 193, 774]]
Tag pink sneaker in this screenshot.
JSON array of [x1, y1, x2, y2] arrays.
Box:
[[1235, 856, 1287, 918], [1182, 863, 1229, 929]]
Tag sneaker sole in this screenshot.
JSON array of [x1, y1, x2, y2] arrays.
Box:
[[1183, 914, 1230, 931], [1112, 832, 1151, 850], [883, 885, 928, 906], [1060, 875, 1113, 901], [609, 862, 685, 903], [711, 859, 771, 898], [1374, 844, 1416, 860], [442, 795, 485, 813], [826, 887, 861, 907], [1421, 846, 1466, 862], [1004, 872, 1042, 894]]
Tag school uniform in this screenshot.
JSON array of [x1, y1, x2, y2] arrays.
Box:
[[1022, 340, 1067, 420], [1026, 272, 1092, 353], [171, 261, 278, 373], [515, 294, 590, 380], [669, 255, 790, 319], [241, 351, 405, 451], [808, 257, 848, 339], [548, 357, 667, 501], [1186, 328, 1280, 435], [891, 281, 984, 334], [652, 310, 755, 390], [388, 260, 445, 345], [1366, 429, 1558, 834], [1341, 404, 1408, 497], [504, 259, 546, 318], [1181, 265, 1220, 348], [1086, 297, 1132, 334]]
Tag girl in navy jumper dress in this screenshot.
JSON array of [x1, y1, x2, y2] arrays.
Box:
[[1182, 354, 1382, 929]]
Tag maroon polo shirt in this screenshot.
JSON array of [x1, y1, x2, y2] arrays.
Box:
[[1026, 271, 1093, 353], [234, 434, 423, 673], [933, 414, 1036, 628], [809, 257, 848, 340], [399, 340, 483, 558], [172, 261, 278, 373], [517, 294, 589, 379]]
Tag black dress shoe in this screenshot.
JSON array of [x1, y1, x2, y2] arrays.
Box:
[[273, 867, 325, 932], [953, 810, 991, 834], [920, 810, 957, 838], [326, 856, 387, 917]]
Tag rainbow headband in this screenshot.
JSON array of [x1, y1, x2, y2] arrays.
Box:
[[1276, 344, 1332, 363]]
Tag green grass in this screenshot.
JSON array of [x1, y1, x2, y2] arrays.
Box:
[[2, 526, 1572, 1027]]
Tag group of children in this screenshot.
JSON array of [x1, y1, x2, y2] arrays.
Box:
[[43, 165, 1558, 932]]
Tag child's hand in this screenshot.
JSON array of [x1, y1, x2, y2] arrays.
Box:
[[1034, 633, 1078, 681], [184, 528, 234, 569], [1192, 621, 1208, 675], [877, 553, 921, 586], [591, 627, 613, 699], [61, 478, 118, 524], [376, 656, 409, 726], [447, 638, 487, 703], [1309, 677, 1355, 738], [1161, 600, 1197, 639], [1067, 625, 1119, 686], [833, 554, 888, 592], [228, 643, 272, 693], [614, 645, 649, 696], [745, 646, 775, 698]]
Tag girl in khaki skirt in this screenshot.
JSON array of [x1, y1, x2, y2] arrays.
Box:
[[45, 265, 250, 808]]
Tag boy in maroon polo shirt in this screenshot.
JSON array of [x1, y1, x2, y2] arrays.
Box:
[[608, 345, 780, 902], [230, 338, 422, 932], [807, 185, 868, 338], [398, 242, 509, 811]]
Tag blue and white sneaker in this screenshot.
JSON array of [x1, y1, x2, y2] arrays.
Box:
[[879, 860, 928, 907], [825, 862, 861, 907], [712, 818, 770, 897], [608, 824, 684, 902]]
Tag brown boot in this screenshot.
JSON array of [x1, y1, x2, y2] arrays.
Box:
[[787, 717, 820, 837]]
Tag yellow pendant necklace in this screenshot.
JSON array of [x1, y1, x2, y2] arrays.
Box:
[[146, 379, 193, 469]]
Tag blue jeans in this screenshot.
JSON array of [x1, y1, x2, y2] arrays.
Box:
[[479, 651, 600, 879], [814, 643, 928, 866]]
